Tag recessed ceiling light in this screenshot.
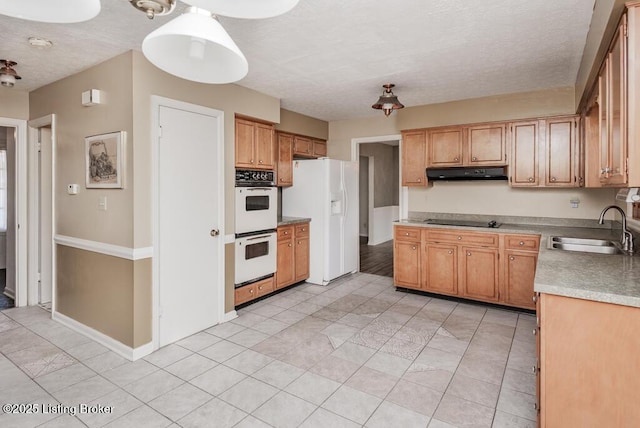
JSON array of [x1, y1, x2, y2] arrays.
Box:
[[28, 37, 53, 49]]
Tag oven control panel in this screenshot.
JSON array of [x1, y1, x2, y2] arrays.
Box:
[[235, 169, 275, 186]]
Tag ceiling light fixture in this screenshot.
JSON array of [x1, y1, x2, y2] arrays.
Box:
[[28, 37, 53, 49], [142, 7, 248, 84], [181, 0, 299, 19], [372, 83, 405, 117], [0, 60, 22, 88], [128, 0, 175, 19], [0, 0, 100, 23]]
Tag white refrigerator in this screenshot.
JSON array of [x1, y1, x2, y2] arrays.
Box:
[[283, 158, 359, 285]]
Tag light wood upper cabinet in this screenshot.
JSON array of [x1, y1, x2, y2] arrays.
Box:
[[313, 139, 327, 157], [235, 117, 275, 170], [401, 130, 427, 186], [428, 127, 464, 167], [276, 132, 294, 187], [509, 120, 540, 186], [293, 136, 313, 157], [466, 123, 507, 166], [545, 116, 579, 187]]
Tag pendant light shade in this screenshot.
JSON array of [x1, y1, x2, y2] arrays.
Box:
[[372, 83, 404, 117], [181, 0, 299, 19], [142, 7, 248, 84], [0, 0, 100, 23]]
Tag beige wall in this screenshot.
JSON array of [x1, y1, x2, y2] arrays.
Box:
[[359, 143, 399, 208], [328, 86, 617, 220], [276, 109, 328, 140], [0, 88, 29, 120]]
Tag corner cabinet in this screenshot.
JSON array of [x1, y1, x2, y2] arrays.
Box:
[[401, 130, 427, 186], [235, 117, 275, 170], [393, 225, 540, 310]]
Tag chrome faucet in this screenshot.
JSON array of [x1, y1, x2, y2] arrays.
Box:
[[598, 205, 635, 254]]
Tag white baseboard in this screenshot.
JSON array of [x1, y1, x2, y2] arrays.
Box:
[[3, 289, 15, 299], [54, 234, 153, 261], [52, 311, 152, 361], [222, 310, 238, 322]]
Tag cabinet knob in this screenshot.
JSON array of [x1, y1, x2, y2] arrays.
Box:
[[405, 232, 409, 236], [472, 156, 477, 161], [457, 236, 462, 240], [509, 256, 515, 261], [298, 241, 302, 245], [250, 159, 254, 164], [280, 178, 284, 182], [454, 157, 459, 162], [532, 295, 538, 303], [412, 246, 416, 250], [288, 243, 292, 247], [528, 177, 534, 182], [550, 176, 556, 182], [249, 289, 254, 294], [258, 286, 263, 290], [448, 250, 453, 255], [301, 228, 305, 231], [259, 160, 264, 164], [284, 231, 289, 234], [417, 178, 422, 182], [519, 241, 525, 246], [467, 252, 471, 256]]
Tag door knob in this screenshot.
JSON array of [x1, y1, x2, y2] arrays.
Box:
[[210, 229, 220, 237]]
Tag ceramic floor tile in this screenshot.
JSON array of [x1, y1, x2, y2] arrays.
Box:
[[144, 344, 192, 368], [418, 343, 466, 371], [428, 419, 457, 428], [38, 415, 88, 428], [148, 383, 212, 421], [35, 362, 95, 393], [123, 370, 184, 402], [365, 400, 431, 428], [379, 336, 425, 360], [501, 368, 536, 396], [227, 329, 269, 348], [496, 388, 537, 422], [189, 364, 246, 396], [300, 408, 361, 428], [234, 415, 274, 428], [175, 332, 221, 352], [249, 303, 287, 318], [345, 366, 399, 399], [164, 353, 218, 381], [456, 354, 506, 385], [83, 351, 129, 373], [433, 393, 495, 428], [285, 372, 341, 406], [272, 309, 308, 325], [250, 335, 297, 360], [252, 359, 305, 389], [402, 363, 454, 393], [348, 329, 390, 350], [321, 385, 382, 425], [330, 341, 376, 365], [250, 318, 289, 336], [218, 377, 278, 413], [65, 341, 109, 361], [252, 391, 317, 428], [492, 410, 537, 428], [223, 349, 273, 375], [177, 397, 246, 428], [387, 379, 443, 416], [198, 340, 246, 363], [446, 373, 501, 408], [205, 322, 247, 338], [102, 360, 159, 387], [78, 388, 143, 428], [309, 355, 360, 383], [365, 351, 412, 378], [103, 404, 172, 428], [53, 375, 118, 405]]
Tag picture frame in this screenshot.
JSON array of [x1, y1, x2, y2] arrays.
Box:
[[85, 131, 124, 189]]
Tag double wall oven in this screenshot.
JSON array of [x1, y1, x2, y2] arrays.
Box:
[[235, 169, 277, 287]]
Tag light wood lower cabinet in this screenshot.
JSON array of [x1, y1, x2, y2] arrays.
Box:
[[393, 226, 540, 309], [276, 223, 310, 289], [538, 293, 640, 426], [234, 276, 275, 306]]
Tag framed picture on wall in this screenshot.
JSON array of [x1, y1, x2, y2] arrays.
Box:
[[85, 131, 124, 188]]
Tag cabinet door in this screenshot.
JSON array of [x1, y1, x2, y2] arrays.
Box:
[[509, 121, 539, 186], [599, 61, 610, 182], [277, 133, 294, 186], [423, 243, 457, 295], [504, 250, 537, 309], [294, 236, 310, 282], [401, 130, 427, 186], [276, 238, 295, 288], [255, 122, 275, 169], [313, 140, 327, 157], [235, 118, 256, 168], [466, 123, 507, 166], [459, 246, 499, 302], [606, 20, 628, 186], [393, 240, 421, 288], [545, 117, 577, 187], [293, 136, 313, 157], [428, 127, 463, 167], [235, 284, 256, 305]]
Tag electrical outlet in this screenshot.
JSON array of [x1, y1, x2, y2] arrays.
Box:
[[98, 196, 107, 211]]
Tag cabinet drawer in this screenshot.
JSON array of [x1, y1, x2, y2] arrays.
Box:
[[426, 229, 499, 247], [505, 234, 540, 251], [235, 284, 256, 305], [278, 225, 294, 240], [254, 276, 275, 297], [295, 223, 310, 238], [395, 227, 421, 242]]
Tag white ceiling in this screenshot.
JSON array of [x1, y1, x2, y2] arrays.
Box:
[[1, 0, 595, 122]]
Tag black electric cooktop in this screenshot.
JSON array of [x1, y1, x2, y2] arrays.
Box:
[[422, 219, 502, 228]]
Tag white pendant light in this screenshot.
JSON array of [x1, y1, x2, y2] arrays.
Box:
[[0, 0, 100, 23], [142, 7, 248, 84], [181, 0, 299, 19]]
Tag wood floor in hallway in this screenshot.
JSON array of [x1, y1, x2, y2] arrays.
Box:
[[360, 237, 394, 278]]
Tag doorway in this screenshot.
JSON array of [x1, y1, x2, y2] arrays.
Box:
[[152, 97, 225, 348], [0, 126, 14, 309]]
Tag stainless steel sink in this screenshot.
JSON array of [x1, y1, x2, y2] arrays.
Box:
[[548, 236, 623, 255]]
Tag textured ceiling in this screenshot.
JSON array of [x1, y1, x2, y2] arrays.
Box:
[[1, 0, 594, 121]]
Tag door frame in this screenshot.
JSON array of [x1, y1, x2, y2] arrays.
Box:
[[27, 115, 56, 308], [150, 96, 225, 351], [0, 117, 27, 307]]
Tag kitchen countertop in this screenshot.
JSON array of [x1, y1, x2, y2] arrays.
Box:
[[395, 217, 640, 308], [278, 216, 311, 226]]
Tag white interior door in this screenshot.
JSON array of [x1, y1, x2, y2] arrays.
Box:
[[38, 127, 53, 304], [157, 103, 223, 347]]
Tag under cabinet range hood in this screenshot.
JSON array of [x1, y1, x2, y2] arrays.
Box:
[[426, 166, 508, 181]]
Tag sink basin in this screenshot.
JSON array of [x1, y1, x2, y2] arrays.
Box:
[[548, 236, 623, 255]]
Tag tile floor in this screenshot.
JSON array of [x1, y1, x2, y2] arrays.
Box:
[[0, 273, 537, 428]]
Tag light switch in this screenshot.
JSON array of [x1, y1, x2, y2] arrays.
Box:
[[98, 196, 107, 211]]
